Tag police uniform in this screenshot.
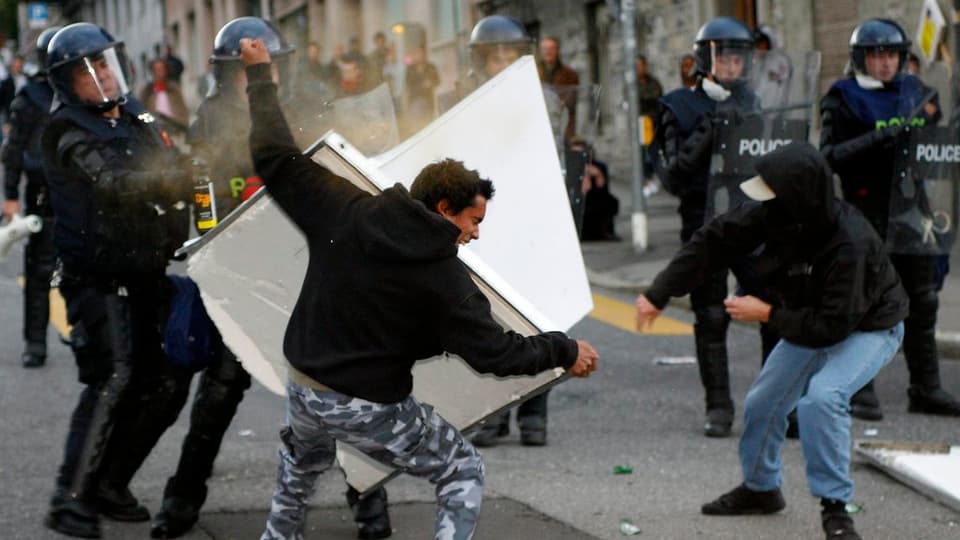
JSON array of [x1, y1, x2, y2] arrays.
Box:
[[40, 22, 192, 539], [652, 17, 765, 438], [2, 34, 58, 367], [820, 18, 960, 419]]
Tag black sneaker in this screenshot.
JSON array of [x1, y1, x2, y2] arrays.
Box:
[[702, 484, 786, 515], [704, 408, 733, 438], [347, 486, 392, 539], [822, 507, 861, 539], [150, 497, 200, 538], [850, 385, 883, 421], [908, 386, 960, 416]]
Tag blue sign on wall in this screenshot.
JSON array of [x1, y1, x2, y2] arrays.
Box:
[[28, 3, 49, 29]]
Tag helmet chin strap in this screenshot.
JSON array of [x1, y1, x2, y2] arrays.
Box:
[[702, 76, 731, 101]]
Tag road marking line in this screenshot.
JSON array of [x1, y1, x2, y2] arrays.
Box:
[[589, 293, 692, 335]]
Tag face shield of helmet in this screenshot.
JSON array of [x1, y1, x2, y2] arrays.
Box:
[[212, 51, 295, 103], [66, 47, 130, 107], [709, 41, 753, 84]]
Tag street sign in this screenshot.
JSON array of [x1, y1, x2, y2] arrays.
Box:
[[27, 3, 48, 30]]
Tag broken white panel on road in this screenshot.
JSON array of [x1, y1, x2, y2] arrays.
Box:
[[180, 55, 592, 494], [854, 440, 960, 513]]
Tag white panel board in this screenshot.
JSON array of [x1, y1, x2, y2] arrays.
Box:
[[371, 56, 593, 332], [854, 440, 960, 513]]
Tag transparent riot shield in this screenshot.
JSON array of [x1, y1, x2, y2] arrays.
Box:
[[544, 83, 602, 234], [292, 82, 400, 156], [708, 50, 821, 218], [887, 126, 960, 255]]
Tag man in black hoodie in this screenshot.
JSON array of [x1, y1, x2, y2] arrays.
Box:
[[238, 39, 599, 540], [636, 143, 907, 540]]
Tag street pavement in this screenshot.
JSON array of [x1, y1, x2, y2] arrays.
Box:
[[1, 187, 959, 539]]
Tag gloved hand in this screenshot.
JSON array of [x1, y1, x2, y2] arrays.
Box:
[[679, 114, 714, 166]]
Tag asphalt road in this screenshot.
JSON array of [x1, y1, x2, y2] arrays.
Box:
[[1, 247, 959, 539]]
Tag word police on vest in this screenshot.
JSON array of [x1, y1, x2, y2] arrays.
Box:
[[916, 144, 960, 163], [0, 214, 43, 261], [739, 138, 792, 157]]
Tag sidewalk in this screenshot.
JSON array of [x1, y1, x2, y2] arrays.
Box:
[[581, 183, 960, 359]]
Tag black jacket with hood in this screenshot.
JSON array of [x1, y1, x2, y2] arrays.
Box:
[[245, 63, 578, 403], [644, 143, 908, 348]]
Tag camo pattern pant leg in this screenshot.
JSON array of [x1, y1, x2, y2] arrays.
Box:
[[261, 382, 338, 540], [262, 380, 484, 540]]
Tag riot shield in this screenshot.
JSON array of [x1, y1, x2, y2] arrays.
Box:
[[886, 126, 960, 255], [708, 50, 821, 218], [543, 84, 602, 234], [290, 82, 399, 156]]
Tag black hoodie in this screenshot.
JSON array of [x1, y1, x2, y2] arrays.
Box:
[[245, 63, 577, 403], [645, 142, 908, 348]]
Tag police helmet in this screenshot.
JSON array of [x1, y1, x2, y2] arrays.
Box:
[[35, 26, 62, 71], [468, 15, 534, 79], [46, 23, 131, 112], [693, 17, 755, 84], [209, 17, 296, 99], [849, 18, 910, 76]]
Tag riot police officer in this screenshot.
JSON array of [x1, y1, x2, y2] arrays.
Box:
[[462, 15, 557, 448], [652, 17, 761, 438], [2, 26, 60, 368], [820, 18, 960, 419], [40, 23, 193, 538], [147, 18, 392, 539]]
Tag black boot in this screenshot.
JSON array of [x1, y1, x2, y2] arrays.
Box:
[[46, 490, 101, 539], [704, 407, 733, 438], [22, 350, 46, 368], [470, 412, 509, 448], [150, 483, 206, 539], [702, 484, 786, 515], [95, 484, 150, 522], [821, 499, 861, 540], [518, 393, 548, 446], [850, 380, 883, 421], [908, 385, 960, 416], [346, 486, 392, 539]]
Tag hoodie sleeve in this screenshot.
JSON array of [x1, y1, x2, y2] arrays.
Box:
[[437, 292, 578, 377], [644, 204, 766, 309], [767, 249, 873, 347], [245, 62, 367, 236]]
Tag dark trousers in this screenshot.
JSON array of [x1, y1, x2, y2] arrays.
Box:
[[890, 254, 942, 389], [22, 171, 56, 354]]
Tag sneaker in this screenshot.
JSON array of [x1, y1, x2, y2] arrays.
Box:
[[850, 385, 883, 420], [704, 408, 733, 438], [822, 506, 861, 539], [347, 486, 392, 539], [701, 484, 786, 515], [908, 386, 960, 416]]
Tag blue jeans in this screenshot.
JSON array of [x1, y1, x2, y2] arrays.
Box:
[[738, 323, 904, 502]]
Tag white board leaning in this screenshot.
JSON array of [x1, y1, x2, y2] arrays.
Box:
[[177, 56, 592, 494]]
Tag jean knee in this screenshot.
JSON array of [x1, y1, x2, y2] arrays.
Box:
[[797, 386, 844, 419]]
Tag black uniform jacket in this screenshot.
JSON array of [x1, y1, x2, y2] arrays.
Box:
[[245, 62, 577, 404], [645, 143, 908, 348]]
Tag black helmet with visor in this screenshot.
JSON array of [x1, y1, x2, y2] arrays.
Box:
[[209, 17, 296, 101], [693, 17, 755, 86], [46, 23, 131, 112], [468, 15, 534, 80], [848, 18, 910, 76]]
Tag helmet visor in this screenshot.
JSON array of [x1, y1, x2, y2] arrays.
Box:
[[709, 41, 753, 83], [68, 46, 130, 106]]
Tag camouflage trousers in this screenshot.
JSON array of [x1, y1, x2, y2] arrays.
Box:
[[261, 380, 485, 540]]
